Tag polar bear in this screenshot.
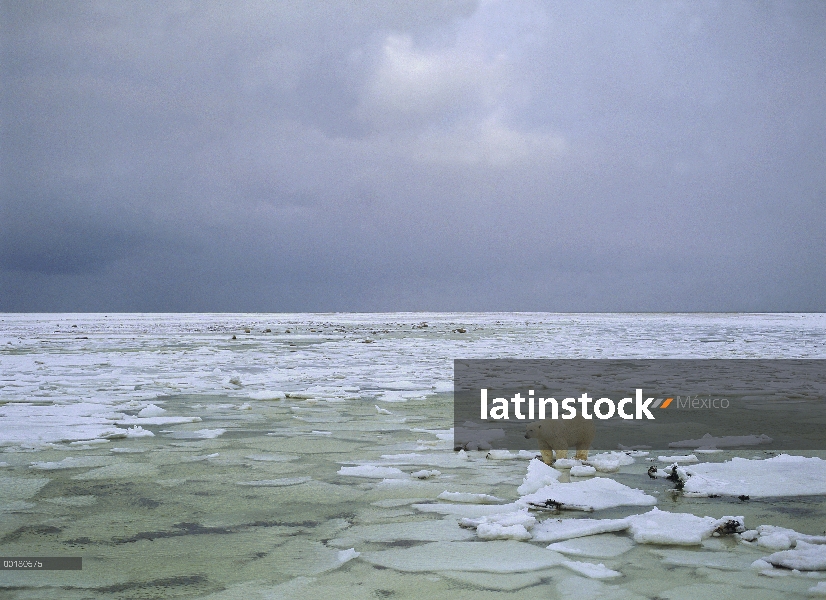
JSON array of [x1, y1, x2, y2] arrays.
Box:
[[525, 416, 596, 465]]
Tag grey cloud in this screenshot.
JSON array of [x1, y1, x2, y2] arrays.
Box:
[[1, 0, 824, 311]]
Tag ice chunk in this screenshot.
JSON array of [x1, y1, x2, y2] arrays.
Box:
[[520, 478, 656, 512], [553, 459, 581, 469], [570, 465, 597, 477], [757, 532, 793, 551], [658, 454, 698, 463], [248, 390, 286, 400], [375, 405, 392, 415], [117, 416, 202, 425], [411, 469, 440, 479], [437, 491, 504, 504], [337, 548, 360, 563], [124, 425, 154, 438], [587, 452, 635, 473], [360, 540, 566, 573], [486, 450, 518, 460], [518, 450, 539, 459], [548, 534, 634, 558], [652, 548, 759, 571], [531, 518, 630, 543], [137, 403, 166, 417], [30, 456, 112, 470], [624, 508, 742, 546], [678, 454, 826, 497], [811, 581, 826, 596], [338, 465, 406, 478], [755, 525, 826, 546], [763, 541, 826, 571], [167, 428, 225, 439], [413, 502, 523, 518], [517, 458, 563, 495], [476, 523, 533, 541], [329, 520, 475, 547], [562, 560, 622, 579], [460, 509, 536, 531]]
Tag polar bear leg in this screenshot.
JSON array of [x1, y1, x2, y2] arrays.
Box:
[[554, 448, 569, 461], [539, 449, 555, 465], [574, 447, 589, 461]]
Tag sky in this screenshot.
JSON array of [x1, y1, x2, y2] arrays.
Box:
[[1, 1, 825, 312]]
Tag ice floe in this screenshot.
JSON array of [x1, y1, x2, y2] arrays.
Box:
[[437, 491, 503, 504], [30, 456, 112, 470], [658, 454, 699, 463], [624, 508, 744, 545], [411, 469, 440, 479], [548, 534, 634, 558], [570, 465, 597, 477], [360, 540, 566, 573], [677, 454, 826, 497], [517, 458, 563, 495], [329, 520, 475, 547], [531, 518, 631, 543], [137, 403, 166, 417], [561, 560, 622, 579], [167, 428, 226, 439], [485, 449, 518, 460], [519, 477, 657, 512], [762, 541, 826, 571], [746, 525, 826, 551], [338, 465, 406, 478], [586, 452, 636, 473]]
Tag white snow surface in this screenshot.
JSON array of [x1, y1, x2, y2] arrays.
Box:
[[437, 491, 503, 504], [517, 458, 563, 495], [519, 477, 657, 512], [678, 454, 826, 497], [531, 518, 631, 543], [586, 451, 636, 472], [624, 508, 744, 546], [338, 465, 406, 478], [763, 541, 826, 571]]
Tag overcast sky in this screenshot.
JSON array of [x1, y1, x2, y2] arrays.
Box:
[[1, 1, 824, 312]]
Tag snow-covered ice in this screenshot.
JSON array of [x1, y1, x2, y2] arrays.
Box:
[[531, 518, 631, 543], [437, 491, 503, 503], [762, 541, 826, 571], [561, 560, 622, 579], [360, 541, 566, 573], [678, 454, 826, 497], [517, 458, 562, 495], [519, 477, 657, 511], [624, 508, 744, 545]]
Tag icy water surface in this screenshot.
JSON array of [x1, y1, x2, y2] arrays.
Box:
[[1, 313, 825, 599]]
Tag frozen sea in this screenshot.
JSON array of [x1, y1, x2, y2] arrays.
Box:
[[1, 313, 825, 599]]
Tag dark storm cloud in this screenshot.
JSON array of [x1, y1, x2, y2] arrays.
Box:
[[1, 0, 824, 311]]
